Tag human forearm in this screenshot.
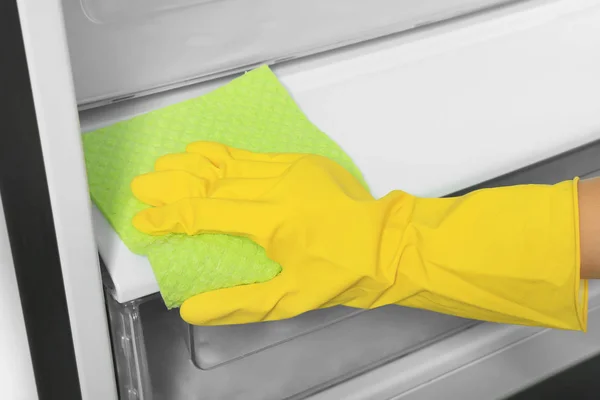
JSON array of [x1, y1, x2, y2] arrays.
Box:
[[580, 177, 600, 279]]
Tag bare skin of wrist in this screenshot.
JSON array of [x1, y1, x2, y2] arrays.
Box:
[[579, 177, 600, 279]]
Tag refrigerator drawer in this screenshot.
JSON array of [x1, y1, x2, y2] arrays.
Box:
[[106, 292, 474, 400]]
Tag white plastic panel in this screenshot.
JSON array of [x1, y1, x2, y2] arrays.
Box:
[[81, 0, 213, 23], [63, 0, 517, 106]]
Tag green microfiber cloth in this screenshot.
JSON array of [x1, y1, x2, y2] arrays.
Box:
[[83, 65, 368, 308]]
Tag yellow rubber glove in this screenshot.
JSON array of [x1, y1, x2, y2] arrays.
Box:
[[131, 142, 587, 330]]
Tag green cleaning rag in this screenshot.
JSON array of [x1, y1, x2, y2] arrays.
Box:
[[83, 65, 368, 308]]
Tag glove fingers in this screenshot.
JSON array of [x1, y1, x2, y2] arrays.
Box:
[[186, 141, 305, 164], [154, 153, 220, 180], [155, 152, 292, 180], [132, 197, 280, 245], [224, 159, 292, 179], [133, 169, 282, 206], [180, 264, 370, 325], [180, 273, 303, 325], [210, 177, 282, 200], [131, 170, 210, 206]]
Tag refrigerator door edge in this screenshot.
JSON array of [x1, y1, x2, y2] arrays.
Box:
[[12, 0, 117, 398]]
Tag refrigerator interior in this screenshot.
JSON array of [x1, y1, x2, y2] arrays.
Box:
[[61, 0, 600, 398]]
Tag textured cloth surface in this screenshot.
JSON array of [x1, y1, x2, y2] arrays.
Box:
[[83, 66, 367, 308]]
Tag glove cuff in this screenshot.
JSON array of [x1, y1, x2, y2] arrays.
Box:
[[375, 181, 588, 331]]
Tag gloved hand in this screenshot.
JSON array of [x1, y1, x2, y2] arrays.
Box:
[[131, 142, 587, 331]]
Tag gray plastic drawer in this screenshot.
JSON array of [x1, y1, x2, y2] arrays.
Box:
[[105, 139, 600, 400], [106, 293, 474, 400]]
